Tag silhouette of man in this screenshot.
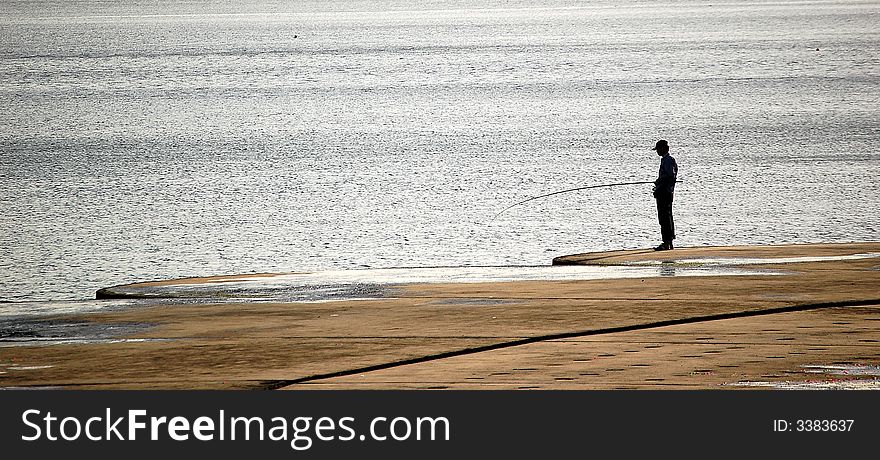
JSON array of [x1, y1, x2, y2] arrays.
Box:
[[652, 139, 677, 251]]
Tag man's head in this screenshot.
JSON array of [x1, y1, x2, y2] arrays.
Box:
[[652, 139, 669, 156]]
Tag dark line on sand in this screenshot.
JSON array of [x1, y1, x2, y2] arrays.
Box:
[[260, 298, 880, 390]]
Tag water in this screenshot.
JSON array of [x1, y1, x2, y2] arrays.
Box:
[[622, 252, 880, 265], [731, 364, 880, 389], [2, 0, 879, 307], [92, 264, 782, 303]]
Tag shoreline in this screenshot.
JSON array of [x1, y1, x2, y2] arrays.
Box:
[[2, 242, 879, 389]]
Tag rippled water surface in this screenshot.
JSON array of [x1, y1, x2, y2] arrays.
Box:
[[1, 0, 879, 304]]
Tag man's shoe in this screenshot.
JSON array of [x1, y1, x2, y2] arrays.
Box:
[[653, 243, 670, 251], [667, 241, 674, 250]]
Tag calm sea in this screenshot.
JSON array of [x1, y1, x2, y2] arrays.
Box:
[[1, 0, 878, 306]]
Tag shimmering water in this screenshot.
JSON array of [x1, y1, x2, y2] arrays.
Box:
[[623, 252, 880, 266], [2, 0, 879, 305], [730, 364, 880, 389], [92, 264, 781, 303]]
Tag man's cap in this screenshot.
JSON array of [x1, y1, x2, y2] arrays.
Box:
[[651, 139, 669, 150]]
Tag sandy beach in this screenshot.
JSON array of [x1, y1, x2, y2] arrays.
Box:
[[1, 242, 879, 390]]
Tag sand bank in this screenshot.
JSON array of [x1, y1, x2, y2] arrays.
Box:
[[2, 243, 879, 389]]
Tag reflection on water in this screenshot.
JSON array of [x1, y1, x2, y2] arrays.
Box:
[[98, 264, 778, 303], [0, 299, 146, 318], [626, 253, 880, 267], [0, 317, 158, 348], [1, 0, 879, 303], [1, 263, 781, 345], [2, 264, 779, 318], [730, 379, 880, 390], [729, 364, 880, 390], [803, 364, 880, 376]]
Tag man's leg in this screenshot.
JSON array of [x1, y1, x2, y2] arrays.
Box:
[[656, 195, 674, 248]]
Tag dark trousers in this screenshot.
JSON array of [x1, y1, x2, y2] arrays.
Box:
[[655, 193, 675, 243]]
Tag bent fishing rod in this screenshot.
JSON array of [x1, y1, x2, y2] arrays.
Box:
[[489, 180, 682, 223]]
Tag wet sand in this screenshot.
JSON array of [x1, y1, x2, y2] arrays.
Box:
[[1, 242, 879, 389]]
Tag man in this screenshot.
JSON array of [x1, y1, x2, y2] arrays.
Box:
[[652, 139, 677, 251]]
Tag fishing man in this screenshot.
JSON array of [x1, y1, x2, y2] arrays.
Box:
[[652, 139, 678, 251]]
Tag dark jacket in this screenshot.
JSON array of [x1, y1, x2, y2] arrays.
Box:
[[654, 154, 678, 196]]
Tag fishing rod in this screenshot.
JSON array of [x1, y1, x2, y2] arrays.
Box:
[[489, 180, 682, 223]]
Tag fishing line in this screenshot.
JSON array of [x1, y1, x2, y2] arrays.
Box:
[[489, 180, 682, 223]]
